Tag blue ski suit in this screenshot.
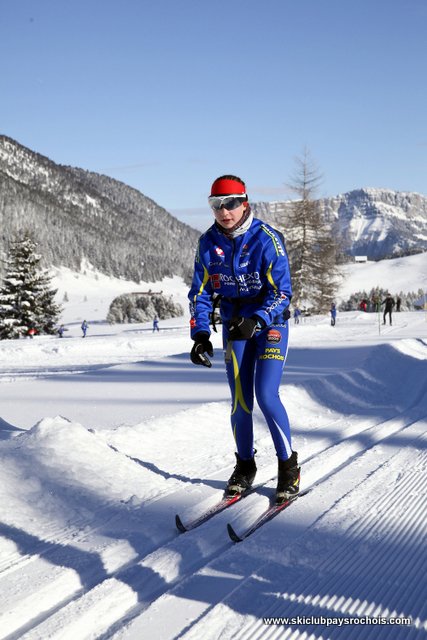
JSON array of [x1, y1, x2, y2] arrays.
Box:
[[189, 217, 293, 461]]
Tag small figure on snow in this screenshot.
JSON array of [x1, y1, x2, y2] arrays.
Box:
[[27, 326, 37, 339], [293, 306, 302, 324], [152, 316, 160, 332], [396, 296, 401, 312], [381, 294, 395, 325], [188, 175, 299, 504], [81, 319, 88, 338], [58, 325, 66, 338], [330, 303, 337, 326]]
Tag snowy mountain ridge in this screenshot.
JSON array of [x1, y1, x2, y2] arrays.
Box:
[[253, 187, 427, 260], [1, 134, 426, 285], [323, 187, 427, 256]]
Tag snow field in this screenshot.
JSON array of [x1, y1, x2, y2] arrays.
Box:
[[0, 265, 426, 638]]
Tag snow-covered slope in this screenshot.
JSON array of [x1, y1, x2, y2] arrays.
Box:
[[50, 264, 189, 324], [0, 135, 200, 283], [49, 253, 427, 325], [0, 262, 426, 639], [337, 251, 427, 302]]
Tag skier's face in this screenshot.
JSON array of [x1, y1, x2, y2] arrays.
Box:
[[213, 201, 246, 229]]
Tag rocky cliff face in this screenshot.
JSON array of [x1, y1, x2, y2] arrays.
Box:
[[253, 187, 427, 260]]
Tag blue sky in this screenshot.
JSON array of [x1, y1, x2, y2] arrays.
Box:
[[1, 0, 426, 230]]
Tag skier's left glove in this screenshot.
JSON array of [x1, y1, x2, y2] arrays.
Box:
[[228, 316, 262, 340]]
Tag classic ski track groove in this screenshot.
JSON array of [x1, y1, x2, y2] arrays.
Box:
[[0, 505, 130, 578], [8, 405, 425, 640], [234, 442, 427, 640]]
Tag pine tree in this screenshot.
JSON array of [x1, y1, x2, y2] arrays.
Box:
[[284, 149, 340, 312], [0, 234, 62, 339]]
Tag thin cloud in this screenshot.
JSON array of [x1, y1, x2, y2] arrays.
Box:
[[251, 185, 289, 197], [100, 162, 159, 172], [170, 207, 207, 217]]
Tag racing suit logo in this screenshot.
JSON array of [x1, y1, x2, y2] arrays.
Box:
[[210, 273, 221, 289], [266, 329, 282, 344]]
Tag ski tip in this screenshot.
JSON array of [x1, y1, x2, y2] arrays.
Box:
[[175, 514, 187, 533], [227, 522, 242, 543]]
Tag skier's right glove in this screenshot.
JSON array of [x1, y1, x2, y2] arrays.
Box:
[[190, 332, 214, 368]]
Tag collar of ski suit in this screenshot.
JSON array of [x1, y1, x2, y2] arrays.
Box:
[[215, 209, 254, 239]]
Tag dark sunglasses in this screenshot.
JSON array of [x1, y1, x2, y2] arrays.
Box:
[[208, 195, 247, 212]]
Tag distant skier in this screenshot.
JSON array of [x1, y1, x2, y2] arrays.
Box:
[[81, 319, 88, 338], [371, 296, 380, 313], [396, 296, 402, 312], [381, 294, 395, 325], [152, 316, 160, 332], [330, 303, 337, 326], [58, 325, 65, 338], [293, 306, 302, 324]]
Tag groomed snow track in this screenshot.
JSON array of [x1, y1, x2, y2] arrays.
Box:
[[0, 338, 426, 640]]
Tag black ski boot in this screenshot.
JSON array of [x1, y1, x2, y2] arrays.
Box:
[[225, 452, 257, 498], [276, 451, 300, 503]]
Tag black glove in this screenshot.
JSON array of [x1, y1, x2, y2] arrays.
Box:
[[228, 316, 260, 340], [190, 332, 214, 367]]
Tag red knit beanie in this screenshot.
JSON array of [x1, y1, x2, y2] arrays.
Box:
[[210, 177, 246, 196]]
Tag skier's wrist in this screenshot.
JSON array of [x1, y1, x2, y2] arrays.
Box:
[[192, 331, 211, 343], [251, 315, 266, 329]]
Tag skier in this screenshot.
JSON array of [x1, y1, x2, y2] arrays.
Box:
[[293, 306, 302, 324], [81, 319, 88, 338], [381, 294, 395, 325], [152, 316, 160, 332], [58, 324, 65, 338], [188, 175, 300, 503], [330, 302, 337, 326], [359, 299, 367, 312]]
